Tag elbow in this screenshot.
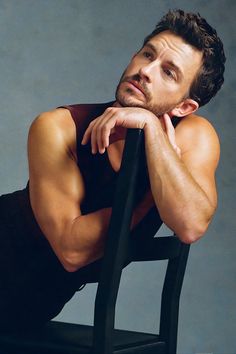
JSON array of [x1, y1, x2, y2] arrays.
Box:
[[173, 203, 216, 244], [178, 230, 204, 244], [59, 250, 90, 273], [61, 262, 81, 273], [177, 220, 211, 244]]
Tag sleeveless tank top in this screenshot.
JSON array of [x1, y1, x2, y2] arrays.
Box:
[[17, 101, 179, 255], [59, 102, 181, 251], [1, 102, 181, 266], [0, 102, 180, 329], [58, 101, 119, 214], [1, 103, 181, 283], [56, 102, 181, 250]]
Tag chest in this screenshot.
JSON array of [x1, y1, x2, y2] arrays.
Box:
[[77, 144, 118, 214]]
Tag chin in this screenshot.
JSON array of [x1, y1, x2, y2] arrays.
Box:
[[116, 91, 146, 108]]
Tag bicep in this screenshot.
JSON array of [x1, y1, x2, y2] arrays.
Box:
[[182, 149, 219, 209], [27, 111, 85, 251], [177, 118, 220, 209]]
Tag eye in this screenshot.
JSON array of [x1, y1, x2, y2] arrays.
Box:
[[142, 51, 152, 59], [163, 68, 175, 80]]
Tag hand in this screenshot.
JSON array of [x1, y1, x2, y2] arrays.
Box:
[[161, 113, 181, 158], [81, 106, 155, 154]]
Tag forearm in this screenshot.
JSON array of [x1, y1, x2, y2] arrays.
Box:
[[60, 207, 112, 271], [144, 121, 214, 243], [61, 200, 152, 272]]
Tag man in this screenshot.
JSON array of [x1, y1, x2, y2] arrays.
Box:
[[0, 9, 225, 329]]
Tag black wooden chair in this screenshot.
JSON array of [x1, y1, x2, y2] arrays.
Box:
[[0, 129, 190, 354]]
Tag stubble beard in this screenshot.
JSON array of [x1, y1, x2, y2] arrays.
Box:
[[115, 73, 177, 117]]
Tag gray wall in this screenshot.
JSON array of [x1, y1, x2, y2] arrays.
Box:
[[0, 1, 235, 353]]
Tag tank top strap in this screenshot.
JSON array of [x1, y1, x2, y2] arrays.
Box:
[[57, 102, 114, 144]]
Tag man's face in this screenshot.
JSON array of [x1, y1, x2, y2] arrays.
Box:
[[115, 30, 203, 116]]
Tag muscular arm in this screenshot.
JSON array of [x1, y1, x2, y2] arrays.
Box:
[[28, 109, 147, 272], [28, 109, 112, 271], [81, 106, 220, 244], [144, 114, 220, 243]]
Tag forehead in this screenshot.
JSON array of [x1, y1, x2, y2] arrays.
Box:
[[146, 30, 203, 78]]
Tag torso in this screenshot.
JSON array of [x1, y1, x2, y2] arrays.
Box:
[[55, 103, 219, 216], [57, 106, 183, 174], [57, 105, 125, 174]]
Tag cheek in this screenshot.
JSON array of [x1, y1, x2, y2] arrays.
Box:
[[151, 81, 180, 104], [159, 80, 181, 96]]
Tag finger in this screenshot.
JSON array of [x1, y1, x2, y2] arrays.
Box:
[[81, 128, 90, 145], [91, 121, 99, 154], [91, 110, 114, 154], [97, 124, 106, 154], [96, 111, 117, 153], [101, 117, 117, 150], [163, 113, 176, 147], [163, 114, 181, 157], [100, 124, 110, 152], [94, 121, 103, 154], [81, 120, 97, 145], [94, 113, 112, 154]]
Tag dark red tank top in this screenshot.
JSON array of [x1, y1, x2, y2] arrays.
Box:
[[57, 101, 181, 223], [58, 101, 120, 214], [2, 102, 178, 288], [59, 102, 183, 246], [59, 101, 158, 214], [3, 102, 118, 283], [17, 101, 180, 245]]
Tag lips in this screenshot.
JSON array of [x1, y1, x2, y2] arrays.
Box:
[[126, 80, 145, 96]]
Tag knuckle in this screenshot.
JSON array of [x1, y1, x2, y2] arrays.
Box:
[[97, 125, 103, 132], [88, 121, 95, 128], [102, 125, 109, 132], [106, 107, 117, 113], [91, 129, 96, 138]]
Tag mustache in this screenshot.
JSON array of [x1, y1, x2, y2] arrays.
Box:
[[120, 74, 151, 99]]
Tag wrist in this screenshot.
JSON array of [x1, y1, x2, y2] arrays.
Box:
[[144, 115, 165, 141]]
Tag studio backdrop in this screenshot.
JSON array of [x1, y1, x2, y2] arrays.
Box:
[[0, 1, 235, 353]]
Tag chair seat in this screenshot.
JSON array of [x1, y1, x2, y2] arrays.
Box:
[[0, 320, 166, 354]]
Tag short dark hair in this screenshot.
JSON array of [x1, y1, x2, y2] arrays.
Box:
[[144, 9, 226, 107]]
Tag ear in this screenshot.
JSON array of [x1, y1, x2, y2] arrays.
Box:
[[169, 98, 199, 118]]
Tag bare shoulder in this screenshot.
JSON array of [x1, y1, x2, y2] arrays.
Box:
[[28, 107, 77, 160], [175, 113, 220, 161]]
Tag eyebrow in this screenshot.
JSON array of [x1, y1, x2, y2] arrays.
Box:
[[144, 41, 184, 80]]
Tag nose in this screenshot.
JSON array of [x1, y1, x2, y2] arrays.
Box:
[[138, 61, 158, 83]]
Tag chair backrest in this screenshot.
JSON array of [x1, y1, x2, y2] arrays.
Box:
[[0, 129, 190, 354], [92, 129, 190, 354]]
